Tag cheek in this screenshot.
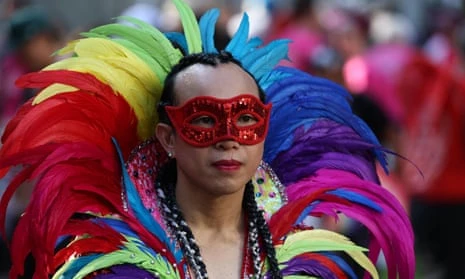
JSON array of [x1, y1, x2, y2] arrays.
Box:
[[246, 144, 264, 168], [174, 139, 207, 165]]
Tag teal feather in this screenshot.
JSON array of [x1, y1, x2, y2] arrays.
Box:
[[225, 13, 250, 55], [61, 254, 101, 279], [165, 32, 188, 54], [259, 70, 292, 90], [199, 8, 220, 53], [235, 37, 263, 59], [242, 39, 290, 81], [112, 138, 177, 256]]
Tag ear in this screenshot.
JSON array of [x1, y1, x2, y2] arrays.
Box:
[[155, 123, 176, 154]]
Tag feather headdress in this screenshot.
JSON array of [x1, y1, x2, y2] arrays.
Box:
[[0, 0, 414, 278]]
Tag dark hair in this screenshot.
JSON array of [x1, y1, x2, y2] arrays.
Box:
[[157, 51, 266, 125], [155, 160, 282, 279], [292, 0, 314, 19]]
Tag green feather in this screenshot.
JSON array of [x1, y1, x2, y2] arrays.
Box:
[[113, 38, 166, 84], [275, 230, 379, 279], [117, 16, 183, 67], [80, 31, 106, 39], [88, 24, 173, 72], [172, 0, 202, 54], [276, 239, 367, 262], [72, 238, 180, 279]]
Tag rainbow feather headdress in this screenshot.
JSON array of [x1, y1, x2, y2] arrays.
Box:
[[0, 0, 414, 278]]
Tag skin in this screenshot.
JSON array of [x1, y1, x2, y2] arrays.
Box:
[[20, 33, 62, 71], [156, 62, 264, 279]]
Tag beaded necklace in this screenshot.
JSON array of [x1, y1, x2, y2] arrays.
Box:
[[183, 215, 255, 279], [159, 189, 260, 279]]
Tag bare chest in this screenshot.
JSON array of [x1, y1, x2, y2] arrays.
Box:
[[192, 240, 246, 279]]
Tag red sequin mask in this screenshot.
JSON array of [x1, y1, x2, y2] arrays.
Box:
[[165, 94, 271, 147]]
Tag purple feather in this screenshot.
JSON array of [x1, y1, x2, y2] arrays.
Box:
[[94, 265, 159, 279], [271, 120, 381, 185], [280, 257, 339, 279]]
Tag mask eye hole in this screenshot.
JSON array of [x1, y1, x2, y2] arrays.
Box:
[[237, 114, 258, 127], [190, 115, 216, 128]]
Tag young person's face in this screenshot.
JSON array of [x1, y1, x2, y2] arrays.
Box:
[[166, 62, 266, 196]]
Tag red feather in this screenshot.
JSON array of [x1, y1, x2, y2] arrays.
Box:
[[0, 166, 35, 240], [54, 220, 126, 270], [300, 253, 348, 279], [269, 189, 326, 241], [8, 214, 31, 278], [0, 70, 142, 278], [2, 70, 139, 159]]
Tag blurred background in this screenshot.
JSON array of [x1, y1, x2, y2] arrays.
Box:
[[1, 0, 465, 278]]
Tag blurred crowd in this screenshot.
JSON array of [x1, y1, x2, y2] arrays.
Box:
[[1, 0, 465, 278]]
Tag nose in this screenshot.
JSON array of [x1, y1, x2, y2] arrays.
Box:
[[215, 139, 239, 150]]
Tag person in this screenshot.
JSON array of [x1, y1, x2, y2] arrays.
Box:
[[397, 53, 465, 279], [0, 6, 63, 128], [265, 0, 324, 73], [153, 51, 280, 279], [0, 6, 63, 276], [0, 0, 414, 278]]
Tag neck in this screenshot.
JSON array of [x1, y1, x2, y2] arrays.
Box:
[[175, 183, 245, 234]]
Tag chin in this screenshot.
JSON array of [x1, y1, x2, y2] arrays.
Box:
[[206, 180, 247, 197]]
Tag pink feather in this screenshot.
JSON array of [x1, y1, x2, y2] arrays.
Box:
[[279, 169, 414, 279]]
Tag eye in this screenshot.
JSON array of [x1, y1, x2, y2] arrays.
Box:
[[191, 115, 216, 128], [237, 114, 258, 127]]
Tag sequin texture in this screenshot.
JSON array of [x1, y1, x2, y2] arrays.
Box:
[[166, 94, 271, 147]]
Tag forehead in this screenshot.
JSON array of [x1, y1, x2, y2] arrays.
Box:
[[173, 62, 260, 105]]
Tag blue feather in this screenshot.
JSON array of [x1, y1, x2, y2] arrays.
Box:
[[266, 70, 351, 106], [97, 218, 183, 262], [329, 189, 383, 212], [263, 67, 386, 167], [55, 235, 72, 249], [296, 202, 319, 225], [226, 13, 250, 54], [111, 138, 179, 259], [234, 36, 263, 59], [259, 70, 291, 91], [199, 8, 220, 53], [96, 218, 140, 239], [321, 253, 358, 279], [265, 103, 357, 162], [165, 32, 188, 54], [354, 116, 388, 170], [241, 39, 290, 81], [61, 254, 101, 279]]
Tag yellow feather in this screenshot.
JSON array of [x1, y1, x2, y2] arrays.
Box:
[[74, 38, 162, 97], [32, 84, 78, 105], [56, 40, 78, 56], [276, 229, 379, 279], [38, 57, 156, 139]]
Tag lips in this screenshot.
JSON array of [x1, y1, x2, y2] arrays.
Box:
[[212, 160, 242, 171]]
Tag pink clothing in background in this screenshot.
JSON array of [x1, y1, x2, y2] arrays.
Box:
[[271, 25, 324, 72], [344, 43, 418, 124], [0, 52, 29, 126]]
